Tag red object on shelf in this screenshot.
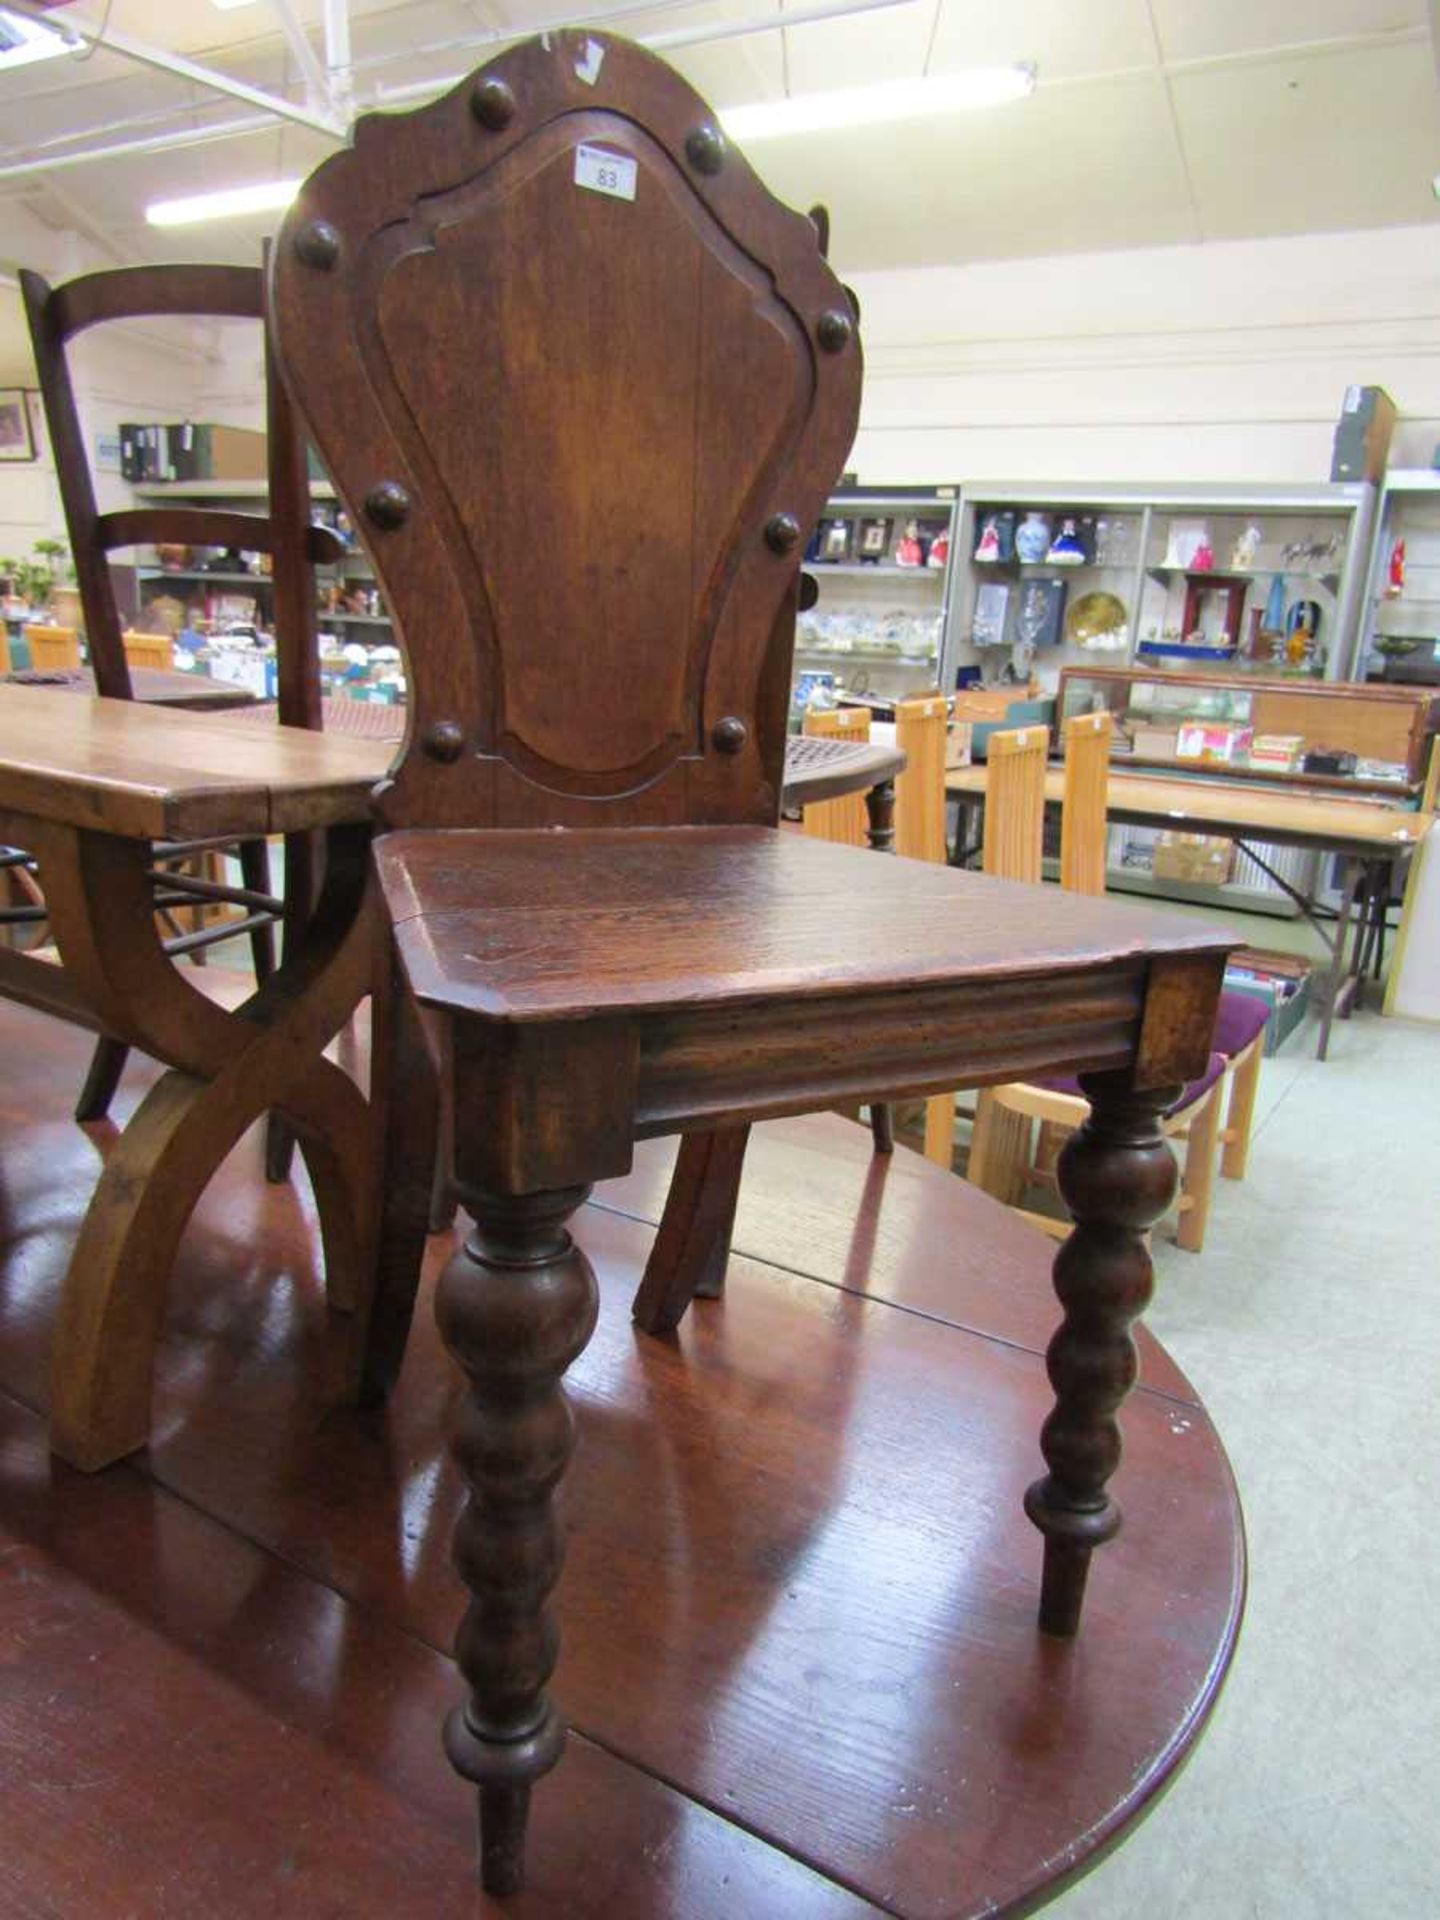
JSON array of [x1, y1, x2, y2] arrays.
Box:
[[1386, 537, 1406, 597]]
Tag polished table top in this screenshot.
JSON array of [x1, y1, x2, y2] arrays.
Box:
[[946, 760, 1435, 856], [0, 682, 391, 841], [3, 666, 258, 711]]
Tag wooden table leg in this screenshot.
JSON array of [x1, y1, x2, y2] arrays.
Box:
[[862, 776, 896, 853], [631, 1125, 751, 1333], [1316, 855, 1362, 1062], [1024, 1069, 1180, 1637], [437, 1180, 599, 1895]]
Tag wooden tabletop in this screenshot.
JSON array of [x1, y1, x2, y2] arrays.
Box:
[[947, 761, 1435, 855], [0, 682, 392, 841], [380, 825, 1234, 1022], [3, 666, 258, 711]]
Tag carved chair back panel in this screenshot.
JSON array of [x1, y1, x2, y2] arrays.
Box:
[[272, 34, 862, 830]]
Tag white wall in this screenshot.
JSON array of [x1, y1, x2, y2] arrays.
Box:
[[6, 217, 1440, 561], [846, 223, 1440, 487]]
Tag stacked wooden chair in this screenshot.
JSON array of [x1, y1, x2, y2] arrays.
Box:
[[967, 714, 1253, 1250]]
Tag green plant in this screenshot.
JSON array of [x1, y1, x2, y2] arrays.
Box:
[[0, 536, 72, 607]]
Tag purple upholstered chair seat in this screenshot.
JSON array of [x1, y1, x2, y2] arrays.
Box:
[[1212, 988, 1271, 1058], [1035, 1050, 1226, 1116]]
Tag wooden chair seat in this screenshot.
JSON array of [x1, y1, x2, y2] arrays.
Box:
[[1036, 1048, 1225, 1111], [378, 824, 1217, 1034]]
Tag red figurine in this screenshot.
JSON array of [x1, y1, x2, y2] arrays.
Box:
[[1386, 538, 1406, 598]]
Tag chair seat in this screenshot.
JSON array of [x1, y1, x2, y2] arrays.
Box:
[[1035, 1050, 1226, 1114], [1212, 988, 1271, 1058], [376, 825, 1230, 1025]]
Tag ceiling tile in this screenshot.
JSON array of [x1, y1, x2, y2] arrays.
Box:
[[743, 72, 1194, 271], [1173, 41, 1440, 239], [1150, 0, 1427, 64], [926, 0, 1160, 83]]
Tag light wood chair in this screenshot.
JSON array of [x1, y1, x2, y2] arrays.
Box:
[[968, 715, 1225, 1251], [801, 705, 871, 845], [800, 703, 892, 1154], [121, 629, 174, 672], [894, 693, 948, 863], [25, 623, 81, 671], [923, 724, 1049, 1164]]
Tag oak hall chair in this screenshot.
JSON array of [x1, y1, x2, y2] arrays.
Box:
[[271, 35, 1230, 1892], [21, 261, 344, 1134], [969, 715, 1227, 1249]]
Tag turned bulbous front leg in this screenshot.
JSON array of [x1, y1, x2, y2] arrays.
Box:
[[435, 1183, 599, 1895], [1025, 1071, 1179, 1638]]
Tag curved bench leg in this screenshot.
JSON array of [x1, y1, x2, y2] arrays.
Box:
[[74, 1035, 129, 1123], [51, 1051, 372, 1472]]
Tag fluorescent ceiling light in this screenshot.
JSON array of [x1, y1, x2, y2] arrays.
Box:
[[147, 178, 302, 226], [0, 7, 76, 71], [720, 66, 1036, 142], [210, 1, 261, 11]]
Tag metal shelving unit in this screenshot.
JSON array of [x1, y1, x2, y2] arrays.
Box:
[[951, 481, 1375, 693]]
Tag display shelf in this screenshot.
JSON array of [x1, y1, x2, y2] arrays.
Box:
[[794, 484, 959, 708], [809, 563, 944, 582], [137, 568, 270, 587], [1136, 641, 1237, 662], [319, 612, 392, 627], [952, 482, 1372, 690]]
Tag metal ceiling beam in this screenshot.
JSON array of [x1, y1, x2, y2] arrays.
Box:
[[0, 114, 279, 182], [1, 0, 345, 138], [322, 0, 353, 121], [269, 0, 335, 117]]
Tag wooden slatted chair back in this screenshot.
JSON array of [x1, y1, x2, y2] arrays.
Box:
[[982, 726, 1048, 883], [24, 624, 81, 672], [121, 631, 174, 673], [802, 706, 871, 846], [270, 33, 862, 833], [894, 694, 948, 863], [21, 262, 337, 721], [1059, 710, 1113, 896]]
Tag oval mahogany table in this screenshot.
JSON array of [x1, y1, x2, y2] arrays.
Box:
[[0, 985, 1243, 1920]]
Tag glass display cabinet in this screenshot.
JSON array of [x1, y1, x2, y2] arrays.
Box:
[[952, 483, 1374, 692], [1057, 664, 1439, 797]]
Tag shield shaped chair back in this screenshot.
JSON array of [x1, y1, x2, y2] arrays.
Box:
[[269, 32, 862, 835]]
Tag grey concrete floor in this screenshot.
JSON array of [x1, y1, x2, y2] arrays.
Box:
[[1052, 997, 1440, 1917]]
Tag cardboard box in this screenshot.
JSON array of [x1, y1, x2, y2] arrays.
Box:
[[1250, 732, 1305, 769], [1129, 724, 1180, 759], [1152, 831, 1235, 886], [944, 720, 973, 769], [1176, 723, 1253, 765], [204, 424, 267, 482], [1330, 385, 1397, 484]]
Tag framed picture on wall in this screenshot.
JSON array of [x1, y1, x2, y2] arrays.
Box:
[[0, 390, 37, 462]]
